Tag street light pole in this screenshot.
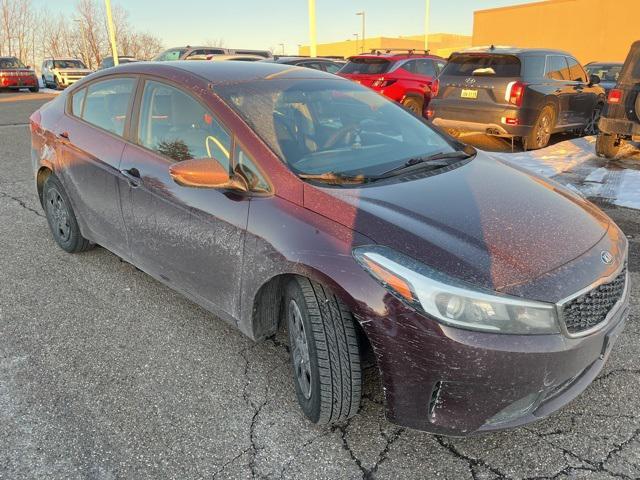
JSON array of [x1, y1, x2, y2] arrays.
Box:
[[356, 11, 365, 53], [104, 0, 119, 66], [424, 0, 431, 52], [308, 0, 317, 57], [353, 33, 359, 54], [278, 43, 285, 55]]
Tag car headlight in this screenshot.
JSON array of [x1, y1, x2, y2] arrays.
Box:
[[353, 246, 559, 334]]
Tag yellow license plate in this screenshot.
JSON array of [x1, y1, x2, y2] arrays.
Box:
[[461, 89, 478, 99]]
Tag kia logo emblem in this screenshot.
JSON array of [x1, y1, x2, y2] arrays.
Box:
[[601, 251, 614, 265]]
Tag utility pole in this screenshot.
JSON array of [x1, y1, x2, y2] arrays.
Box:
[[308, 0, 317, 57], [356, 11, 365, 53], [424, 0, 431, 51], [104, 0, 119, 66], [353, 33, 359, 54]]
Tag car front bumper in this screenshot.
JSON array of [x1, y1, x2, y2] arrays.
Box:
[[357, 269, 629, 437]]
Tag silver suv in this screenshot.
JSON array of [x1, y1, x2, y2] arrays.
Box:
[[41, 58, 93, 89]]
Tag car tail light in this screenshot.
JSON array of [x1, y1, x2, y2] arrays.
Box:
[[501, 117, 520, 125], [505, 81, 526, 106], [426, 109, 434, 119], [431, 79, 440, 97], [608, 88, 623, 104], [371, 77, 397, 88]]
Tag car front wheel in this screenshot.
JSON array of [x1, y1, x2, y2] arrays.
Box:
[[285, 276, 362, 425], [43, 175, 94, 253]]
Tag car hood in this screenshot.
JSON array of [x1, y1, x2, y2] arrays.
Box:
[[56, 68, 92, 73], [303, 153, 612, 292]]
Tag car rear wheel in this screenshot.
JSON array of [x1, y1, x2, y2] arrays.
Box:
[[54, 76, 62, 90], [402, 96, 424, 117], [29, 84, 39, 93], [596, 133, 622, 159], [285, 276, 362, 425], [43, 175, 94, 253], [524, 106, 555, 150]]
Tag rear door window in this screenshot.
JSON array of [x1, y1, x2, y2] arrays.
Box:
[[323, 62, 341, 74], [415, 59, 437, 77], [442, 54, 521, 77], [81, 77, 136, 136], [340, 58, 391, 75], [137, 80, 232, 169], [546, 56, 570, 80]]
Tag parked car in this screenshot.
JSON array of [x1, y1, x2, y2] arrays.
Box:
[[338, 49, 446, 116], [428, 47, 605, 149], [204, 54, 264, 62], [596, 42, 640, 158], [262, 56, 344, 73], [153, 46, 271, 61], [99, 56, 139, 70], [30, 61, 629, 436], [41, 58, 93, 89], [585, 62, 624, 94], [0, 56, 38, 92]]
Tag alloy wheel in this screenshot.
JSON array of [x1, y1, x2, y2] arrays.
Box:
[[289, 299, 312, 400], [584, 107, 601, 136], [535, 113, 552, 148]]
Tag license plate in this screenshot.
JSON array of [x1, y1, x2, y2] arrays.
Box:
[[461, 89, 478, 99]]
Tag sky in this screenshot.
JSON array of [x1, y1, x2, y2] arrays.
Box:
[[36, 0, 539, 54]]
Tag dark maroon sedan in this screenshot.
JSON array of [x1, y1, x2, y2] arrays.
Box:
[[29, 61, 629, 436], [1, 56, 38, 92]]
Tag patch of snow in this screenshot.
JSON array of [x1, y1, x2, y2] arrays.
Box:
[[612, 169, 640, 209]]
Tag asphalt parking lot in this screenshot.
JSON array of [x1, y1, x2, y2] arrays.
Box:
[[1, 92, 639, 480]]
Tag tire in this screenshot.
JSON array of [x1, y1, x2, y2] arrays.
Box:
[[43, 175, 93, 253], [524, 105, 555, 150], [402, 96, 424, 117], [285, 276, 361, 425], [29, 84, 39, 93], [54, 76, 62, 90], [596, 133, 622, 159]]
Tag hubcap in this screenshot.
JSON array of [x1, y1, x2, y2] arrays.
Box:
[[536, 113, 551, 147], [46, 188, 71, 243], [289, 299, 312, 399]]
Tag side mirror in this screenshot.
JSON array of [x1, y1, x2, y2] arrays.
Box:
[[169, 157, 247, 191], [589, 74, 601, 85]]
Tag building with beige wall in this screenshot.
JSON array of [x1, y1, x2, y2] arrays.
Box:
[[298, 33, 471, 59], [473, 0, 639, 64]]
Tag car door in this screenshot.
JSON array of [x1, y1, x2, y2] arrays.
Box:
[[54, 76, 137, 256], [119, 78, 250, 317], [545, 55, 573, 126], [566, 56, 599, 125], [414, 58, 437, 93]]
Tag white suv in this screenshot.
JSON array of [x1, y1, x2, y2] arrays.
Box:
[[41, 58, 93, 89]]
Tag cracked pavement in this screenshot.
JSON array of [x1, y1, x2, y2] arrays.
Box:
[[1, 93, 639, 479]]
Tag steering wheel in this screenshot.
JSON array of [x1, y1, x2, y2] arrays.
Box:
[[323, 125, 361, 150]]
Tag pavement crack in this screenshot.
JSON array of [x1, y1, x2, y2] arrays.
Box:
[[0, 191, 44, 218], [435, 436, 509, 479]]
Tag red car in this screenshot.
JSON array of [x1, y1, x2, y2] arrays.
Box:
[[0, 56, 38, 92], [338, 49, 445, 116]]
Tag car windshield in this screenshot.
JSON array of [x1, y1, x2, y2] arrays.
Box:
[[216, 79, 455, 178], [153, 48, 187, 61], [585, 64, 623, 82], [0, 57, 25, 69], [53, 60, 86, 69], [340, 58, 391, 75], [443, 54, 521, 77]]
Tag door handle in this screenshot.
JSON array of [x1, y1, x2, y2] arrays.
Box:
[[120, 168, 142, 187]]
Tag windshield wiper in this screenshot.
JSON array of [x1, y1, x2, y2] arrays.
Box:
[[374, 150, 473, 179], [298, 172, 369, 185]]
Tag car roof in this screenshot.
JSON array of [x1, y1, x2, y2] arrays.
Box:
[[453, 46, 574, 57], [349, 52, 442, 61], [45, 57, 83, 61], [107, 60, 337, 85]]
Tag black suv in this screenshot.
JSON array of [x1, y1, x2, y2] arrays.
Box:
[[596, 41, 640, 158], [428, 47, 605, 149]]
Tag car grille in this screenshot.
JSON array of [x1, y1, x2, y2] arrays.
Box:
[[562, 267, 626, 334]]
